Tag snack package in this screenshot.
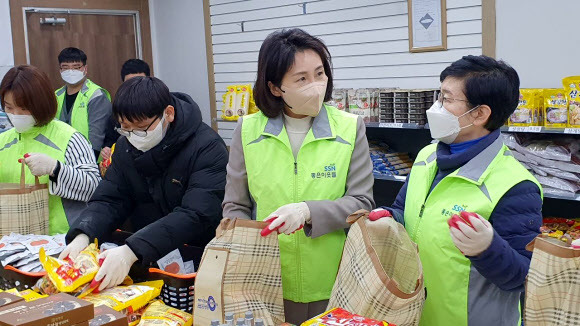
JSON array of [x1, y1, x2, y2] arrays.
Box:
[[17, 289, 48, 302], [543, 89, 568, 128], [235, 84, 251, 117], [222, 86, 237, 120], [183, 260, 195, 274], [534, 175, 580, 193], [510, 89, 535, 126], [563, 76, 580, 127], [34, 275, 61, 295], [40, 242, 100, 293], [349, 89, 372, 123], [90, 305, 128, 326], [301, 308, 395, 326], [156, 249, 185, 275], [83, 281, 164, 314], [137, 300, 192, 326], [329, 89, 348, 111]]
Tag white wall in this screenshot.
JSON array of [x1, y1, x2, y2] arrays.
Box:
[[148, 0, 212, 125], [208, 0, 484, 145], [0, 0, 14, 80], [496, 0, 580, 88]]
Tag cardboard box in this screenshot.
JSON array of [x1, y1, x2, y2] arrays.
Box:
[[0, 294, 24, 309], [89, 305, 128, 326], [0, 293, 93, 326], [73, 323, 89, 326]]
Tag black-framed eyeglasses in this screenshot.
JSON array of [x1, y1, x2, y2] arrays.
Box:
[[59, 64, 85, 71], [437, 93, 471, 108], [116, 115, 161, 137]]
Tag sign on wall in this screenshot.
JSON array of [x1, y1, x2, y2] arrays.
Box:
[[408, 0, 447, 52]]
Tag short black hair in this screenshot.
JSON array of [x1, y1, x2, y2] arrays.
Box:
[[121, 59, 151, 81], [58, 47, 87, 65], [440, 55, 520, 130], [113, 77, 172, 123], [254, 28, 333, 118]]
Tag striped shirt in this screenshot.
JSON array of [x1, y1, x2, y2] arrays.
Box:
[[49, 132, 101, 202]]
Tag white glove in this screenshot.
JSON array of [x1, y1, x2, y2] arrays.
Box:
[[267, 202, 311, 235], [23, 153, 58, 177], [449, 212, 494, 257], [95, 245, 138, 291], [58, 234, 89, 260]]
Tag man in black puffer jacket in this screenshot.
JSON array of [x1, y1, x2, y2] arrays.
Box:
[[62, 77, 228, 291]]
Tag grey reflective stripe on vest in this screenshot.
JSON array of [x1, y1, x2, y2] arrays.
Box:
[[311, 106, 332, 139], [333, 135, 351, 145], [248, 135, 267, 145], [456, 137, 504, 182], [264, 113, 284, 136], [81, 80, 89, 93], [504, 150, 514, 157], [34, 134, 62, 151], [426, 151, 437, 163], [89, 88, 103, 101], [478, 183, 492, 202], [56, 87, 66, 96], [0, 138, 18, 152], [468, 266, 521, 326]]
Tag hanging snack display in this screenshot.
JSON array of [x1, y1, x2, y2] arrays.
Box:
[[563, 76, 580, 127], [221, 84, 258, 121]]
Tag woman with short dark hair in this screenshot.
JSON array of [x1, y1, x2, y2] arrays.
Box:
[[222, 28, 375, 324], [370, 55, 543, 326], [0, 65, 100, 234]]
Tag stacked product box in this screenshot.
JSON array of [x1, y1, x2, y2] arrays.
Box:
[[379, 89, 436, 125]]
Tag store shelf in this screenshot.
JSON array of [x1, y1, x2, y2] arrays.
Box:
[[544, 193, 580, 201], [366, 123, 428, 129], [501, 126, 580, 135], [374, 174, 580, 201], [373, 174, 407, 182]]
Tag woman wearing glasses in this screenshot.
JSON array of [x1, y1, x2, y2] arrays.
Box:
[[61, 77, 228, 291], [370, 55, 542, 326], [0, 65, 100, 235]]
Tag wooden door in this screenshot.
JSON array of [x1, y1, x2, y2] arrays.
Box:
[[26, 11, 138, 97]]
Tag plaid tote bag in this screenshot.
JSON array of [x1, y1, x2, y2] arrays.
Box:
[[193, 218, 284, 326], [328, 210, 425, 326], [0, 162, 49, 236], [525, 236, 580, 325]]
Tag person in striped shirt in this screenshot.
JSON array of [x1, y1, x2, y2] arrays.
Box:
[[0, 65, 101, 233]]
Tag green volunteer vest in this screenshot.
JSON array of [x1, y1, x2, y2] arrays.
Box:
[[404, 137, 542, 326], [0, 120, 77, 235], [241, 105, 357, 303], [55, 79, 110, 140]]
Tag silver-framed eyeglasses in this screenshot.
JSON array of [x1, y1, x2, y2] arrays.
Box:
[[437, 93, 471, 107]]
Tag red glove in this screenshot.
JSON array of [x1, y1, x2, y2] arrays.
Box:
[[369, 209, 392, 221]]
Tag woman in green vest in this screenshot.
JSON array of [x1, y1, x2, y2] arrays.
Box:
[[0, 65, 101, 235], [222, 29, 375, 324], [370, 56, 543, 326]]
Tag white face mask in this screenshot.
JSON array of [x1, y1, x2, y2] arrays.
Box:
[[127, 115, 167, 152], [281, 80, 327, 117], [61, 69, 85, 85], [426, 101, 479, 144], [6, 113, 36, 133]]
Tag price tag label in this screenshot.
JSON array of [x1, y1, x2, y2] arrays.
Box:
[[379, 123, 404, 129], [564, 128, 580, 134], [508, 126, 526, 132], [526, 126, 542, 133]]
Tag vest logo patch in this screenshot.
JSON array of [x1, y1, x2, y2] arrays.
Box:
[[311, 163, 337, 179], [441, 204, 467, 217]]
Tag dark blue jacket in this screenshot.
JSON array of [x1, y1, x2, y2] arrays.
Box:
[[385, 129, 542, 292]]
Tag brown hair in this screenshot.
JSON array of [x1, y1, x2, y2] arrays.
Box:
[[254, 28, 333, 118], [0, 65, 57, 126]]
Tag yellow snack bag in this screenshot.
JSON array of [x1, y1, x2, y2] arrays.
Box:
[[563, 76, 580, 127], [83, 280, 164, 313], [39, 242, 100, 293], [235, 84, 251, 117], [510, 89, 535, 126], [543, 89, 568, 128], [222, 86, 237, 120], [137, 300, 193, 326]]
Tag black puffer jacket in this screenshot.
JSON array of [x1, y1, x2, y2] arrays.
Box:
[[67, 93, 228, 265]]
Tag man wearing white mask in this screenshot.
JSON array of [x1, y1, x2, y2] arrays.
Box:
[[370, 55, 542, 326], [55, 47, 113, 159], [222, 29, 374, 324], [61, 77, 228, 291]]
